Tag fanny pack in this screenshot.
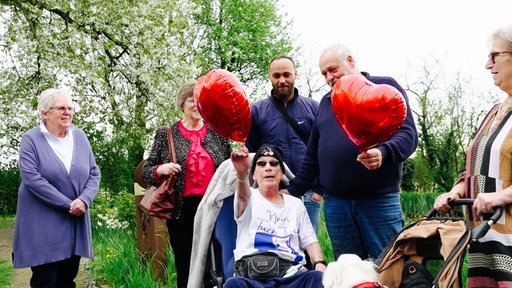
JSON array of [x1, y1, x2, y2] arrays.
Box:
[[234, 252, 297, 280]]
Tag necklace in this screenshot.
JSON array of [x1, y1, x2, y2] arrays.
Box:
[[498, 102, 512, 115], [488, 102, 512, 133]]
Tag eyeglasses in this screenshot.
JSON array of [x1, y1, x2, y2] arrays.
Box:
[[256, 160, 280, 167], [488, 51, 512, 64], [49, 106, 73, 113]]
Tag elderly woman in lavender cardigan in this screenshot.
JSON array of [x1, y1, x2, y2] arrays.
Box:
[[12, 88, 100, 287]]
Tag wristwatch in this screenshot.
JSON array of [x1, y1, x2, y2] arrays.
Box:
[[312, 259, 327, 268]]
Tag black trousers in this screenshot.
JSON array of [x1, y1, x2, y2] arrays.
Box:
[[30, 255, 81, 288], [167, 196, 202, 288]]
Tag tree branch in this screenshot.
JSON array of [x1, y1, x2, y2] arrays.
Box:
[[6, 0, 130, 58]]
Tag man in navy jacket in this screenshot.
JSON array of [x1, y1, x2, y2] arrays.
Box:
[[246, 56, 322, 232], [286, 44, 418, 260]]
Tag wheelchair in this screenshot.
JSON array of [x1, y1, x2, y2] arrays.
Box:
[[204, 194, 236, 287]]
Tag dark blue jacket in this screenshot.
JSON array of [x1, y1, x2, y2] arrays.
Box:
[[245, 88, 319, 174], [288, 72, 418, 199]]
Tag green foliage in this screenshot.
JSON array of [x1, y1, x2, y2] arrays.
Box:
[[461, 255, 468, 286], [0, 0, 295, 194], [0, 166, 20, 216], [411, 155, 438, 192], [400, 191, 440, 223], [425, 257, 468, 288], [406, 62, 495, 192], [0, 0, 189, 195], [90, 132, 145, 195], [401, 158, 415, 192], [112, 191, 137, 231], [90, 189, 135, 232], [400, 191, 466, 225], [190, 0, 295, 96], [318, 211, 334, 263]]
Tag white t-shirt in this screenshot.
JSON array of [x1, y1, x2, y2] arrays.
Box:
[[233, 187, 318, 265]]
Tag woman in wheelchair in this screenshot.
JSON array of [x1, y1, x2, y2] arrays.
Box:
[[227, 144, 326, 288]]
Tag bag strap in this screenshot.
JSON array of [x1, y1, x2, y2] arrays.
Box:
[[269, 96, 308, 144], [166, 126, 177, 163]]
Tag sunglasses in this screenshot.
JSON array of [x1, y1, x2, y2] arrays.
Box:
[[488, 51, 512, 64], [256, 160, 280, 167]]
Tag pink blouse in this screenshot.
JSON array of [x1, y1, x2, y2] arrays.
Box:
[[178, 121, 215, 197]]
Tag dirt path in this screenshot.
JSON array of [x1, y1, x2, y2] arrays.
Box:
[[0, 227, 31, 287], [0, 227, 101, 288]]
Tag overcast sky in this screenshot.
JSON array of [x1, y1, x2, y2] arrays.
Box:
[[278, 0, 512, 100]]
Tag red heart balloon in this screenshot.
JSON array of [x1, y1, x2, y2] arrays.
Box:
[[194, 69, 251, 142], [331, 75, 407, 152]]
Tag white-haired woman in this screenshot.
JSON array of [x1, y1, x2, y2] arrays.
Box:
[[435, 24, 512, 287], [13, 88, 101, 287]]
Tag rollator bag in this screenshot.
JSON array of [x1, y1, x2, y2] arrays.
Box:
[[376, 216, 470, 288]]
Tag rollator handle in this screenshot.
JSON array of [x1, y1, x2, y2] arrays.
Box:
[[425, 198, 503, 242]]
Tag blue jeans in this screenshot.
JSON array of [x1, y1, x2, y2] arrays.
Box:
[[303, 190, 321, 234], [323, 193, 404, 260]]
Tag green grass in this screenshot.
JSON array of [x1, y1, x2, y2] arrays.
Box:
[[0, 216, 15, 288], [91, 192, 466, 287], [91, 226, 174, 287], [0, 258, 14, 288], [318, 210, 335, 263], [0, 215, 14, 229], [91, 218, 333, 287], [2, 193, 470, 287]]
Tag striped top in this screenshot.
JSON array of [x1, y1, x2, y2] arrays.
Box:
[[463, 103, 512, 287]]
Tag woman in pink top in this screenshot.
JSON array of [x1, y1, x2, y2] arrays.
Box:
[[142, 80, 231, 287]]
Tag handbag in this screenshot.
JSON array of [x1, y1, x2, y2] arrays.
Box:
[[139, 127, 177, 220], [398, 260, 434, 288], [234, 252, 296, 281], [134, 159, 149, 188]]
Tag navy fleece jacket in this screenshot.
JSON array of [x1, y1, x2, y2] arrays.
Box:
[[287, 72, 418, 199]]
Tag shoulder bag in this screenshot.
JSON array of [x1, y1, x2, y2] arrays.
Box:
[[134, 159, 149, 188], [269, 96, 309, 144], [139, 126, 177, 220]]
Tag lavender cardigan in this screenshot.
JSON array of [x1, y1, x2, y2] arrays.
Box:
[[13, 126, 100, 268]]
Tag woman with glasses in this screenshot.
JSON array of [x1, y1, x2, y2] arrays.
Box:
[[434, 24, 512, 287], [141, 80, 231, 288], [225, 144, 325, 288], [12, 88, 101, 287]]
